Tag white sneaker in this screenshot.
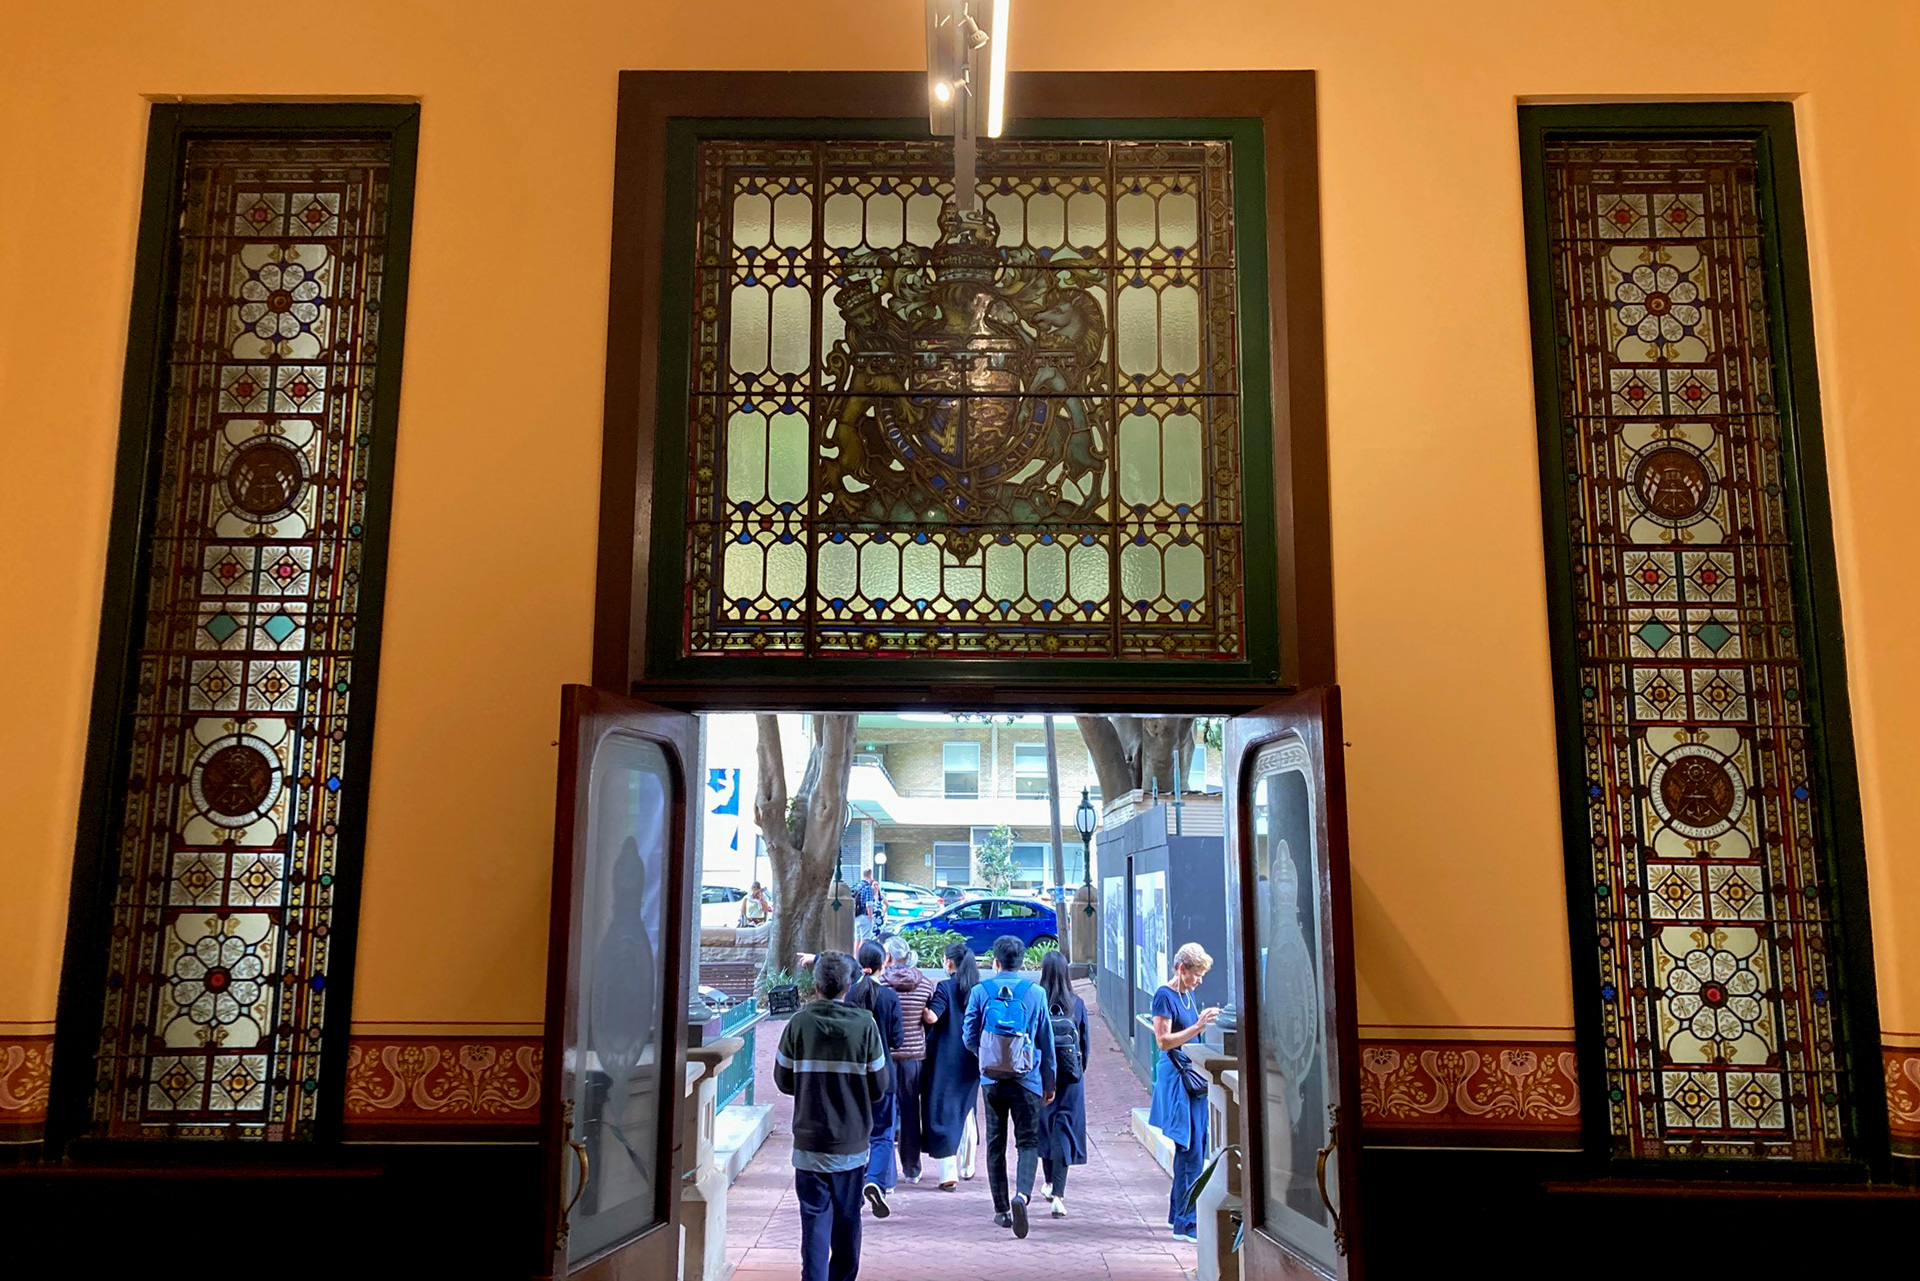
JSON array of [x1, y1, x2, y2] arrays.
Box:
[[1050, 1196, 1067, 1219]]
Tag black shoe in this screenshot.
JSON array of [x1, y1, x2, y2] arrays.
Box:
[[1010, 1195, 1029, 1239], [863, 1183, 890, 1219], [994, 1212, 1014, 1229]]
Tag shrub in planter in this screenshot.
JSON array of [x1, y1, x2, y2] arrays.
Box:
[[905, 929, 965, 968], [760, 961, 815, 1014], [1023, 940, 1059, 970]]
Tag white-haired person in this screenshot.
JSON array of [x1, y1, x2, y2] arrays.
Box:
[[1149, 942, 1221, 1243]]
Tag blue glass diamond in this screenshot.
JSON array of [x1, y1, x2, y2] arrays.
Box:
[[1636, 621, 1674, 652]]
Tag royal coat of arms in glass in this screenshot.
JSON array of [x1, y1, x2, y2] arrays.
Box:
[[681, 139, 1246, 661]]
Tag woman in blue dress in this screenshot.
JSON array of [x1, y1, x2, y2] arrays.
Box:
[[1149, 942, 1219, 1242]]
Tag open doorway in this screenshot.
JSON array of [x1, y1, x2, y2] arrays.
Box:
[[570, 701, 1362, 1281], [701, 710, 1223, 1280]]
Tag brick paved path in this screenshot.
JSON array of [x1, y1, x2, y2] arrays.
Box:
[[727, 981, 1197, 1281]]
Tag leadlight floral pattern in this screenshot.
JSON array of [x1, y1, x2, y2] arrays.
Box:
[[683, 140, 1245, 659], [1546, 142, 1848, 1160], [93, 139, 391, 1139]]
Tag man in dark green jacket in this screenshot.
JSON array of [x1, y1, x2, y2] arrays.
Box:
[[776, 951, 888, 1281]]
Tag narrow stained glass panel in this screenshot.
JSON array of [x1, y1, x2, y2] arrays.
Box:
[[94, 138, 392, 1139], [1544, 140, 1848, 1161], [684, 139, 1244, 660]]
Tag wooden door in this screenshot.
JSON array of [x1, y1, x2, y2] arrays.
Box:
[[1225, 688, 1365, 1280], [538, 686, 699, 1280]]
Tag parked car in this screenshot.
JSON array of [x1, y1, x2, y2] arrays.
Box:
[[903, 896, 1059, 954], [933, 884, 992, 906], [879, 880, 943, 927], [699, 884, 750, 930]]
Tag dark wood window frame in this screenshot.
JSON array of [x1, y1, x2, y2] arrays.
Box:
[[1519, 102, 1889, 1178], [49, 103, 420, 1153], [596, 72, 1332, 713]]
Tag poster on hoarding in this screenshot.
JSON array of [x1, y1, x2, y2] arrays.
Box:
[[1102, 875, 1124, 976], [1134, 869, 1167, 994]]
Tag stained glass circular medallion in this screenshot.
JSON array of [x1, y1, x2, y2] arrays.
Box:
[[189, 736, 284, 827], [223, 438, 307, 521], [1648, 744, 1745, 839], [1629, 443, 1715, 526]]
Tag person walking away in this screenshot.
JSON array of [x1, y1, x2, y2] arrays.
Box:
[[852, 868, 884, 943], [1036, 948, 1089, 1219], [920, 942, 981, 1189], [962, 934, 1056, 1239], [847, 941, 902, 1218], [1150, 942, 1220, 1243], [739, 880, 774, 927], [880, 935, 937, 1183], [775, 951, 888, 1281]]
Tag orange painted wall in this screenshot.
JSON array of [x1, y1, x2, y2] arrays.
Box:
[[2, 1, 1914, 1051]]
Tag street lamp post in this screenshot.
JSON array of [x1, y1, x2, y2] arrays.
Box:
[[1067, 787, 1099, 967], [1075, 787, 1097, 893]]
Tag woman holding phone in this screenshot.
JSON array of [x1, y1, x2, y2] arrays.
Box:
[[1149, 942, 1219, 1243]]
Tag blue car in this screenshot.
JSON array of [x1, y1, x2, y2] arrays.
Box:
[[904, 895, 1059, 954]]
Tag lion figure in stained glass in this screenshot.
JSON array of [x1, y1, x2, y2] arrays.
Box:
[[819, 204, 1108, 527]]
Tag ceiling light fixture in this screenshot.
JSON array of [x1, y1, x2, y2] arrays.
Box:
[[925, 1, 1013, 209], [986, 0, 1009, 138]]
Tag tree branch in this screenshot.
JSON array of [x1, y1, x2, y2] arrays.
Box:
[[1075, 714, 1134, 801]]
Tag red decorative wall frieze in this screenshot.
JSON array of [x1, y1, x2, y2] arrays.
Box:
[[343, 1036, 541, 1140], [1357, 1038, 1582, 1148], [1886, 1047, 1920, 1157], [0, 1035, 54, 1139]]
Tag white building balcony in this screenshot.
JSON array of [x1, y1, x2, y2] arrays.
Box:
[[846, 758, 1061, 829]]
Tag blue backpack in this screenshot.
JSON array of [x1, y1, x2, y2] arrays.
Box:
[[979, 978, 1036, 1081]]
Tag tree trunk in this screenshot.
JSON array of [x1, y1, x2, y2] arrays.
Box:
[[1075, 715, 1134, 801], [1044, 715, 1066, 888], [1137, 716, 1197, 793], [756, 713, 858, 972], [1074, 714, 1198, 798]]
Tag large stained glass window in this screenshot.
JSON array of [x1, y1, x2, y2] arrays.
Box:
[[1544, 140, 1850, 1160], [681, 139, 1246, 660], [92, 138, 394, 1139]]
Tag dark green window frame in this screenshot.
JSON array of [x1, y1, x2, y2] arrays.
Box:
[[1520, 102, 1888, 1178], [597, 72, 1332, 712], [48, 103, 420, 1153]]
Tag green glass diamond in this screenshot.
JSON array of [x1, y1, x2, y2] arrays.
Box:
[[262, 613, 299, 644], [1636, 621, 1674, 652], [202, 612, 241, 643], [1696, 621, 1733, 653]]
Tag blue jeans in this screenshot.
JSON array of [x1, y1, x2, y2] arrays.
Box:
[[865, 1089, 898, 1191], [796, 1166, 863, 1281], [1169, 1106, 1207, 1235]]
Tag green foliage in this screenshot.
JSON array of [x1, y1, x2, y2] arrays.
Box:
[[1182, 1143, 1246, 1248], [1197, 716, 1225, 752], [760, 961, 815, 998], [1023, 940, 1059, 969], [905, 929, 965, 967], [975, 823, 1018, 891]]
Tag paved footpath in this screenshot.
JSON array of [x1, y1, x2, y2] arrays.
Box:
[[727, 981, 1198, 1281]]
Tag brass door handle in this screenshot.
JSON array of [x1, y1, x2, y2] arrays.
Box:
[[563, 1139, 591, 1221], [1314, 1104, 1345, 1256]]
